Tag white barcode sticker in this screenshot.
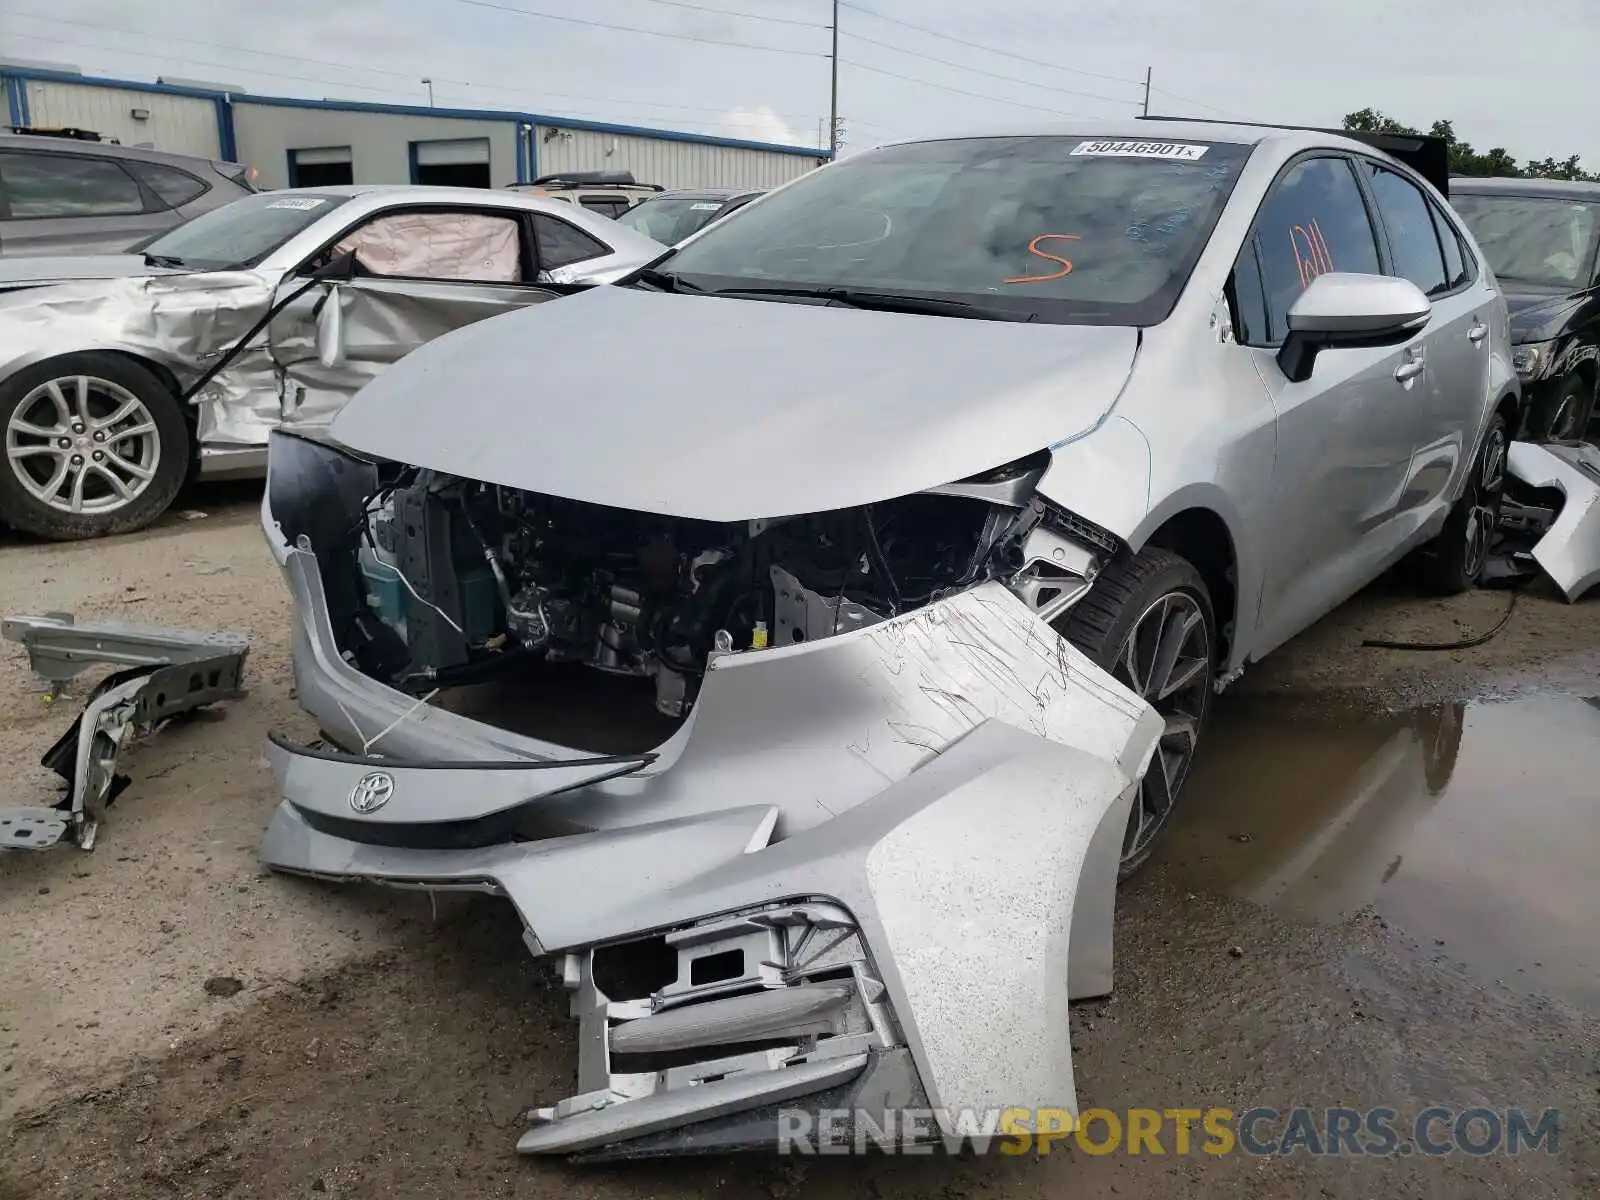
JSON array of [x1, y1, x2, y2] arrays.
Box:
[[1070, 140, 1209, 161], [689, 202, 721, 211], [265, 197, 330, 210]]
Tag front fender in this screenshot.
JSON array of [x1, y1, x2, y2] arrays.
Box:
[[1035, 414, 1152, 541]]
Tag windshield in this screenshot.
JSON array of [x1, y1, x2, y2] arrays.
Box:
[[662, 136, 1251, 324], [130, 192, 352, 268], [617, 196, 732, 245], [1451, 193, 1600, 289]]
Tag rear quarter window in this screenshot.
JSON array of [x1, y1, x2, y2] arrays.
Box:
[[130, 161, 210, 210]]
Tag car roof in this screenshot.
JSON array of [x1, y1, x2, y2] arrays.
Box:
[[1448, 176, 1600, 199], [0, 132, 229, 167], [646, 187, 763, 202], [286, 183, 604, 206], [881, 119, 1278, 146]]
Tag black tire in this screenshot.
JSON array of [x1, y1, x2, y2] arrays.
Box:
[[0, 352, 189, 540], [1059, 546, 1217, 881], [1541, 372, 1592, 443], [1417, 411, 1507, 595]]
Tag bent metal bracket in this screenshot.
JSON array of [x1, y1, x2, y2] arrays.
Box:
[[1, 612, 251, 851]]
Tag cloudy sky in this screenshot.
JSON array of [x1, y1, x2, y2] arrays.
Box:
[[3, 0, 1597, 167]]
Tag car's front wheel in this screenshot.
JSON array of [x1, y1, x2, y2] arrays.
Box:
[[1544, 372, 1594, 443], [0, 353, 189, 540], [1058, 547, 1217, 880]]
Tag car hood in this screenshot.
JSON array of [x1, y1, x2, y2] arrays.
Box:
[[1501, 286, 1588, 343], [0, 254, 190, 289], [329, 285, 1140, 521]]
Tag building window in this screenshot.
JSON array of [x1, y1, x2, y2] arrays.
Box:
[[289, 146, 353, 188], [410, 138, 491, 188]]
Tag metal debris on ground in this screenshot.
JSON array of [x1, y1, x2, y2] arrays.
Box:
[[0, 612, 250, 851]]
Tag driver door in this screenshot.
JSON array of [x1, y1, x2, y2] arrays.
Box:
[[1240, 155, 1431, 655], [267, 206, 563, 427]]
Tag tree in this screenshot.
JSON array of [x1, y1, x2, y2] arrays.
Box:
[[1339, 109, 1597, 181]]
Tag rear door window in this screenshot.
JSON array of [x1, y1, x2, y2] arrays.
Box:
[[1249, 156, 1382, 344], [0, 151, 147, 217], [579, 196, 630, 219], [1364, 164, 1450, 297]]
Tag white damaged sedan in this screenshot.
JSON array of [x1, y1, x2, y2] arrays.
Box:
[[0, 186, 662, 539]]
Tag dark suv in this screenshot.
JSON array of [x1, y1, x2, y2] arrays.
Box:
[[0, 129, 255, 258], [1451, 177, 1600, 443]]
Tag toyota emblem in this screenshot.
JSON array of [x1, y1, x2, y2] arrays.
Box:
[[348, 771, 395, 814]]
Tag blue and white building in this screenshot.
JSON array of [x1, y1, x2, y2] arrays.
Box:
[[1, 62, 829, 191]]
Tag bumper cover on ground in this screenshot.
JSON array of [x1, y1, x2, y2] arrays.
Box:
[[1506, 440, 1600, 602]]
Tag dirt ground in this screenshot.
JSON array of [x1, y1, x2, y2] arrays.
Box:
[[2, 483, 1597, 1199]]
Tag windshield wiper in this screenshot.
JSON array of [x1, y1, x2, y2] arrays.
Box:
[[631, 267, 705, 293], [711, 286, 1036, 322], [142, 252, 187, 269]]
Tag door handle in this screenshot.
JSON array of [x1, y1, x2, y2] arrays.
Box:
[[1394, 359, 1425, 383], [1468, 322, 1489, 344]]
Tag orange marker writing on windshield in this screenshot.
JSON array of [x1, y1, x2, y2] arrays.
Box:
[[1005, 234, 1080, 284]]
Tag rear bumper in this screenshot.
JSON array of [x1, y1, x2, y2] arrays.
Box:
[[258, 429, 1163, 1156]]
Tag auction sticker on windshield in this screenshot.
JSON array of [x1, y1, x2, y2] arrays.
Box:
[[1070, 140, 1209, 160], [265, 197, 331, 210]]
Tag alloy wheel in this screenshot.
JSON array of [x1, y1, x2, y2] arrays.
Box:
[[1463, 424, 1507, 579], [3, 375, 162, 516], [1111, 590, 1213, 867]]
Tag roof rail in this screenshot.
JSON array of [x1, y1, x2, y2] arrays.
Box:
[[1136, 115, 1451, 198], [5, 125, 114, 143], [527, 170, 664, 190]]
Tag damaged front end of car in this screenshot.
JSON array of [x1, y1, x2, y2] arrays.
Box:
[[258, 427, 1161, 1157]]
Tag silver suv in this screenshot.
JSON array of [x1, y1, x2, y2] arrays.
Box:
[[0, 130, 255, 257]]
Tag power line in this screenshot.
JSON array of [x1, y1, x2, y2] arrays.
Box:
[[840, 59, 1087, 118], [836, 1, 1253, 121], [454, 0, 827, 57], [5, 9, 814, 117], [844, 30, 1132, 108], [625, 0, 830, 29], [836, 1, 1144, 89], [7, 19, 821, 130], [7, 33, 422, 101], [1149, 86, 1253, 121]]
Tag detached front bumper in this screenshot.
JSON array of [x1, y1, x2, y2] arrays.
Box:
[[258, 431, 1163, 1156], [1506, 440, 1600, 602]]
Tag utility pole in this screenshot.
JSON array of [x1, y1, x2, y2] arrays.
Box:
[[1141, 67, 1151, 117], [422, 77, 434, 107], [829, 0, 840, 155]]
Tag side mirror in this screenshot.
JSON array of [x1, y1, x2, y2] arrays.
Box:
[[1277, 273, 1431, 383], [311, 248, 358, 282]]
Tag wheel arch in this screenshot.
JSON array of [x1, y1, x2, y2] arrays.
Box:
[[1126, 492, 1243, 671]]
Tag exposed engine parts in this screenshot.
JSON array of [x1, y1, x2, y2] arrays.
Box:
[[342, 469, 1108, 723]]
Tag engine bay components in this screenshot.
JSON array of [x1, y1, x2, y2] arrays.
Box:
[[330, 468, 1104, 734]]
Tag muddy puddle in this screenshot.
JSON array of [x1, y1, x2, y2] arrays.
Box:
[[1156, 692, 1600, 1009]]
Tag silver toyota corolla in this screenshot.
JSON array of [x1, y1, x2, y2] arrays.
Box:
[[0, 185, 663, 540], [258, 121, 1517, 1156]]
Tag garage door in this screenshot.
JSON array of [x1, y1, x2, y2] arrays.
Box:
[[412, 139, 491, 188]]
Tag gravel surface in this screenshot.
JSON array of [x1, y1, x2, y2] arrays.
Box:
[[2, 484, 1596, 1199]]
